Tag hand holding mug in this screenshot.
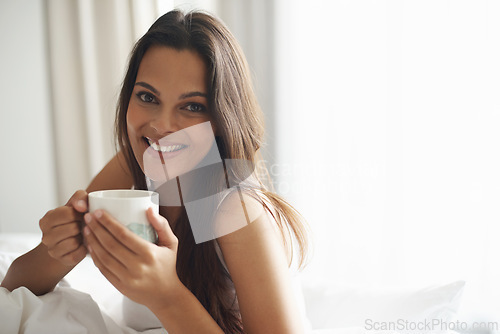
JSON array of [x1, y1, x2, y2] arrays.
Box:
[[39, 190, 88, 266], [83, 190, 181, 308]]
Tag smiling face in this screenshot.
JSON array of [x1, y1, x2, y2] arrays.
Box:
[[126, 46, 217, 181]]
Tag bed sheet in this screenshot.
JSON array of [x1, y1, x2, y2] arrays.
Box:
[[0, 233, 465, 334], [0, 233, 147, 333]]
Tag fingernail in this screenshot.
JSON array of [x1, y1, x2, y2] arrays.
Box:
[[77, 200, 87, 209], [84, 214, 91, 224], [84, 226, 91, 236], [95, 210, 102, 218]]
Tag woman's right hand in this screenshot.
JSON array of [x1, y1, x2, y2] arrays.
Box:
[[39, 190, 89, 266]]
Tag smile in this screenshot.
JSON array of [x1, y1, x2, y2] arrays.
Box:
[[145, 137, 188, 153]]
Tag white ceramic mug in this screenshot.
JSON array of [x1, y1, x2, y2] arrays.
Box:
[[88, 190, 159, 243]]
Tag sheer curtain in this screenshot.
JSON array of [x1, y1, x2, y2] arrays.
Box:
[[274, 0, 500, 318], [45, 0, 159, 202], [0, 0, 167, 232]]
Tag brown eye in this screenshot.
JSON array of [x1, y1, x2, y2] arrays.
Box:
[[185, 103, 206, 113], [137, 92, 157, 104]]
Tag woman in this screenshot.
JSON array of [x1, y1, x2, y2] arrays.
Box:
[[1, 9, 309, 333]]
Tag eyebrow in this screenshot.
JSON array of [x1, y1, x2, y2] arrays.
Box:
[[135, 82, 159, 95], [135, 82, 207, 100], [179, 91, 208, 100]]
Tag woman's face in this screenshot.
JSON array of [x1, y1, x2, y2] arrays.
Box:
[[127, 46, 217, 181]]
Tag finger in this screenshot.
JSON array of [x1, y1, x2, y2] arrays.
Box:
[[146, 208, 177, 248], [42, 222, 82, 247], [89, 210, 148, 255], [40, 207, 83, 231], [84, 225, 127, 282], [43, 207, 83, 227], [85, 211, 142, 263], [84, 213, 130, 266], [53, 222, 82, 242], [60, 244, 87, 266], [88, 250, 122, 290], [66, 190, 88, 213], [47, 236, 82, 259]]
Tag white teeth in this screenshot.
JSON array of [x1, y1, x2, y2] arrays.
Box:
[[147, 138, 186, 153]]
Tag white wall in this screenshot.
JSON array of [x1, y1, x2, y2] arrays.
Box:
[[0, 0, 56, 233]]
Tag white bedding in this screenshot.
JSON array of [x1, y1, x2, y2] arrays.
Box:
[[0, 234, 163, 334], [0, 286, 163, 334], [0, 233, 466, 334]]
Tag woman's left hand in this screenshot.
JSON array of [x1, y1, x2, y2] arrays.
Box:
[[83, 208, 180, 309]]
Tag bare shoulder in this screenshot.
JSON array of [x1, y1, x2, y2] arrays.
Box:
[[215, 191, 304, 332], [86, 151, 133, 192], [215, 190, 279, 246], [215, 190, 292, 269]]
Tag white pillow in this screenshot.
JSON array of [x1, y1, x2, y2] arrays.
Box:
[[302, 278, 465, 330]]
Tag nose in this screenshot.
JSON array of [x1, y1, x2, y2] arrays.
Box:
[[150, 108, 181, 137]]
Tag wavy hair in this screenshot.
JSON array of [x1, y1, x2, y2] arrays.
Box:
[[115, 9, 309, 332]]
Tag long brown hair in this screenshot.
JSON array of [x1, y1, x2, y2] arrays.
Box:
[[115, 9, 309, 332]]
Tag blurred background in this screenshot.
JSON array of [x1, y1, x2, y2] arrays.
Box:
[[1, 0, 499, 324]]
